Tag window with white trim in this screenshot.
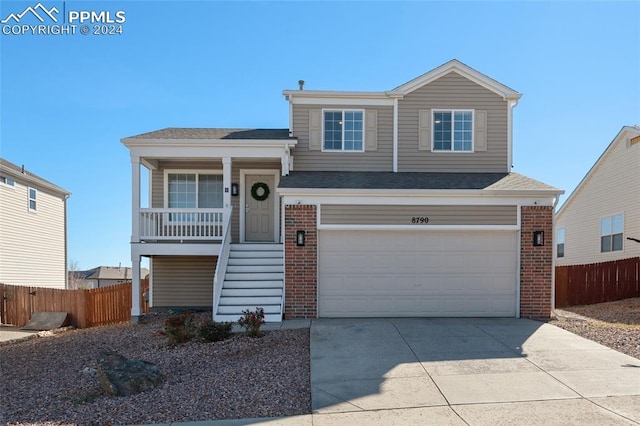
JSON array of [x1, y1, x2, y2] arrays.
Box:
[[556, 227, 565, 258], [28, 187, 37, 211], [167, 173, 223, 221], [433, 110, 473, 152], [323, 110, 364, 151], [600, 214, 623, 252], [0, 175, 15, 187], [167, 173, 223, 208]]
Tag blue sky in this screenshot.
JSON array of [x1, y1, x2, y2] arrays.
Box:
[[1, 1, 639, 270]]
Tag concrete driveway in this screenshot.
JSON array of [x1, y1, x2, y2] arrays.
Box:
[[310, 318, 640, 425]]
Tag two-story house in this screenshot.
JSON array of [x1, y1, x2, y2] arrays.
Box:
[[0, 158, 71, 289], [556, 126, 640, 266], [123, 60, 563, 322]]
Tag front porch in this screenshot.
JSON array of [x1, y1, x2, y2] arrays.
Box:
[[122, 128, 297, 320]]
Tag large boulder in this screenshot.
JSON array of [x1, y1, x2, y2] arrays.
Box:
[[96, 350, 164, 396]]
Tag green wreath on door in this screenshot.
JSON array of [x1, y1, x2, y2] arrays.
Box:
[[250, 181, 270, 201]]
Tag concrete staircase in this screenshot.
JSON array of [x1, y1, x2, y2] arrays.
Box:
[[214, 243, 284, 323]]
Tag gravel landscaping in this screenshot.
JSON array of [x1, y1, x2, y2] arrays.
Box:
[[2, 299, 638, 425], [0, 312, 311, 426], [551, 297, 640, 359]]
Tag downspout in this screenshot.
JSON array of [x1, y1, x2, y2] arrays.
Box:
[[64, 194, 70, 289], [393, 97, 398, 172], [507, 99, 518, 171], [551, 194, 561, 315]]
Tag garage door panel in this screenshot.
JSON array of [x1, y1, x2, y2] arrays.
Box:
[[318, 230, 517, 317]]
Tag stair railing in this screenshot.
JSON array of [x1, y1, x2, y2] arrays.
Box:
[[212, 206, 233, 320]]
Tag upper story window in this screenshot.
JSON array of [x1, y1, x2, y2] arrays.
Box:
[[433, 110, 473, 152], [28, 187, 37, 211], [167, 173, 223, 209], [556, 227, 565, 258], [323, 110, 364, 151], [0, 175, 15, 187], [600, 214, 623, 252]]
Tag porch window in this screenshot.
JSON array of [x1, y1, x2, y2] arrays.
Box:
[[167, 173, 222, 220], [600, 214, 623, 252]]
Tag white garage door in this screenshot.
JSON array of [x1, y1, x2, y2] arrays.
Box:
[[318, 230, 518, 317]]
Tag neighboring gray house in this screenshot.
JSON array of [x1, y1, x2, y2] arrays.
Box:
[[556, 126, 640, 266], [73, 266, 149, 289], [123, 59, 563, 322], [0, 158, 71, 289]]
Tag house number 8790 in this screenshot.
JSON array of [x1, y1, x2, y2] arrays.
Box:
[[411, 217, 430, 224]]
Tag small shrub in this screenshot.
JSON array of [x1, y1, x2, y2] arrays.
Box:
[[163, 311, 196, 346], [198, 320, 233, 342], [237, 307, 265, 338]]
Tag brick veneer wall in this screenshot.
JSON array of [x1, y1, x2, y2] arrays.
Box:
[[520, 206, 554, 319], [284, 205, 317, 318]]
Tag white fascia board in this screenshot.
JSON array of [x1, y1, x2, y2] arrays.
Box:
[[122, 138, 297, 149], [318, 224, 520, 231], [129, 145, 291, 160], [288, 96, 394, 107], [389, 60, 522, 101], [0, 166, 71, 197], [278, 190, 560, 207]]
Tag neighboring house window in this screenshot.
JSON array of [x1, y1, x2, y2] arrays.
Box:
[[323, 110, 364, 151], [0, 175, 15, 187], [433, 110, 473, 152], [600, 214, 623, 252], [28, 187, 37, 211], [556, 228, 565, 258]]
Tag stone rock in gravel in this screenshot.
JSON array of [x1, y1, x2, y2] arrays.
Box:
[[96, 350, 164, 396]]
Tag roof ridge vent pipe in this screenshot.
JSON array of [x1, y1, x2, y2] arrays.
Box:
[[298, 80, 305, 90]]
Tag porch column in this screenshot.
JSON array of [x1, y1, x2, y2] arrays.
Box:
[[222, 157, 232, 223], [131, 156, 140, 243], [131, 254, 141, 322], [281, 146, 291, 176]]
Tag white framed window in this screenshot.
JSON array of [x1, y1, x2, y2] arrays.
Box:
[[600, 214, 623, 253], [165, 171, 223, 221], [28, 187, 37, 211], [0, 175, 15, 187], [323, 109, 364, 152], [556, 227, 565, 258], [433, 109, 473, 152]]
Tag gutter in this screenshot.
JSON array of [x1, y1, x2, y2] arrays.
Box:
[[551, 193, 562, 314]]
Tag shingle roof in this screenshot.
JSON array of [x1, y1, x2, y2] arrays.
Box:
[[278, 171, 560, 192], [78, 266, 149, 280], [0, 158, 71, 196], [128, 128, 291, 140]]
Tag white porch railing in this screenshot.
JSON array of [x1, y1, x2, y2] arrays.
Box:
[[212, 207, 233, 318], [138, 208, 225, 241]]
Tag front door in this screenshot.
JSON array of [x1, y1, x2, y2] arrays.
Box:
[[245, 174, 275, 242]]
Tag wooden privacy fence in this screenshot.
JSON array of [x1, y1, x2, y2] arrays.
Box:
[[555, 257, 640, 308], [0, 279, 149, 328]]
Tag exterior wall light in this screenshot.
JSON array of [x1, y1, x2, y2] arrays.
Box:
[[231, 183, 239, 196], [533, 231, 544, 247], [296, 230, 306, 247]]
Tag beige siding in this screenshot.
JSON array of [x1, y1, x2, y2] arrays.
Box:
[[556, 138, 640, 266], [291, 105, 394, 171], [397, 72, 509, 172], [150, 160, 281, 243], [321, 205, 517, 226], [0, 180, 66, 288], [151, 256, 217, 308]]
